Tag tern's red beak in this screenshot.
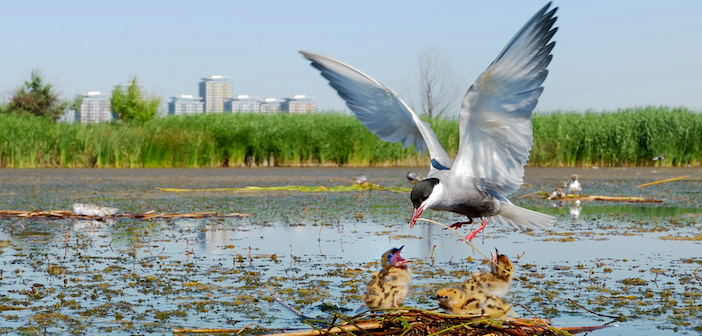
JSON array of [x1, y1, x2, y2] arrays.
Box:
[[410, 205, 425, 228]]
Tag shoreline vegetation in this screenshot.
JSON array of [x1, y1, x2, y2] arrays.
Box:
[[1, 106, 700, 168]]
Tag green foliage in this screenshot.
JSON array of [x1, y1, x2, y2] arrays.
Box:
[[531, 106, 702, 167], [110, 76, 160, 124], [2, 69, 66, 121], [67, 94, 83, 113], [0, 106, 700, 168]]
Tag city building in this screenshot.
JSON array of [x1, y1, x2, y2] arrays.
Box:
[[259, 98, 283, 113], [79, 91, 112, 124], [226, 95, 260, 113], [282, 94, 317, 113], [57, 110, 79, 123], [198, 75, 232, 112], [168, 95, 204, 115]]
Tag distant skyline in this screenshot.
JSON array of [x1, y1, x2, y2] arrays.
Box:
[[1, 1, 701, 117]]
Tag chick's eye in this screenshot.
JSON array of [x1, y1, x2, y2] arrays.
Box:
[[386, 253, 393, 260], [443, 295, 449, 299]]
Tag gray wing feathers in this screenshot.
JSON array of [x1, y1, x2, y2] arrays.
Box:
[[451, 3, 558, 195], [493, 202, 557, 230], [300, 51, 453, 173]]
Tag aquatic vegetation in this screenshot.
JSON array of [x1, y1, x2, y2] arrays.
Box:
[[0, 168, 701, 334], [1, 106, 701, 167]]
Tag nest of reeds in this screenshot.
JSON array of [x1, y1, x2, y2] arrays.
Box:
[[247, 308, 610, 336]]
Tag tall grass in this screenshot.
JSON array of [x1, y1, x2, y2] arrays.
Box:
[[0, 106, 700, 168], [531, 106, 702, 167]]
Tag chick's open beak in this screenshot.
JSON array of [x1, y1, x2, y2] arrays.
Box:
[[390, 246, 411, 267]]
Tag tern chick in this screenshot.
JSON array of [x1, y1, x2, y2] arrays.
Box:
[[361, 246, 412, 310]]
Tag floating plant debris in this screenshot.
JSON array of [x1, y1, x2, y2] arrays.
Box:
[[155, 184, 411, 193], [1, 167, 701, 335], [0, 209, 250, 220], [523, 193, 664, 203]]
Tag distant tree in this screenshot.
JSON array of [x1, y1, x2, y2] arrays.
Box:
[[68, 94, 83, 113], [110, 76, 160, 124], [417, 48, 462, 119], [3, 69, 66, 121]]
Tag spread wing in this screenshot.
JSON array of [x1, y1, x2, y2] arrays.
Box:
[[451, 2, 558, 195], [300, 51, 453, 174]]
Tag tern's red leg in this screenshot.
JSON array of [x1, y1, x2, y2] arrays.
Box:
[[462, 218, 487, 242], [448, 218, 474, 229]]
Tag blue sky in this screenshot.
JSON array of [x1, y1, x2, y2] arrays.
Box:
[[1, 1, 701, 115]]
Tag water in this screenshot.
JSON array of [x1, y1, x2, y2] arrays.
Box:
[[0, 167, 701, 335]]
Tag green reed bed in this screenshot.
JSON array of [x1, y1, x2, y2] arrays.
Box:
[[0, 106, 700, 168], [0, 113, 453, 168], [531, 106, 702, 167]]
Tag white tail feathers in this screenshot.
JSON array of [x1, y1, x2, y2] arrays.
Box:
[[493, 202, 556, 230]]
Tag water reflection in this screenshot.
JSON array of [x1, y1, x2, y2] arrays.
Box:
[[569, 200, 582, 223], [0, 167, 701, 335], [72, 218, 115, 237]]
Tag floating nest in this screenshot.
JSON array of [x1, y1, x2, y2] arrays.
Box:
[[174, 309, 612, 335]]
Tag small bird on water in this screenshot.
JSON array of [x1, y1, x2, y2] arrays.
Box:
[[301, 2, 558, 242], [355, 174, 368, 185], [361, 246, 412, 311], [462, 248, 514, 298], [72, 203, 119, 218], [549, 188, 565, 199], [568, 174, 582, 195], [406, 172, 424, 184]]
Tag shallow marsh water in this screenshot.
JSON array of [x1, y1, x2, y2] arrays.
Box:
[[0, 167, 701, 335]]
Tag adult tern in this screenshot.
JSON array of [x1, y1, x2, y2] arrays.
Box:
[[301, 2, 558, 241]]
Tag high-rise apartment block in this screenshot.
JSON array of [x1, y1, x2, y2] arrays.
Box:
[[198, 75, 232, 112], [79, 91, 112, 124], [226, 95, 260, 113], [168, 95, 204, 115], [282, 95, 317, 114], [259, 98, 283, 113]]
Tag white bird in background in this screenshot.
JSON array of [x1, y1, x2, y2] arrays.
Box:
[[301, 2, 558, 241], [72, 203, 119, 217], [406, 172, 424, 184], [652, 153, 665, 161], [568, 174, 582, 195]]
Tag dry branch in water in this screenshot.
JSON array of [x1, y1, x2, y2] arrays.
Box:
[[636, 175, 689, 188]]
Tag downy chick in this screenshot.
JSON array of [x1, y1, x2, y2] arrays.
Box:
[[435, 288, 511, 318], [462, 248, 513, 298], [549, 188, 565, 199], [362, 246, 412, 310]]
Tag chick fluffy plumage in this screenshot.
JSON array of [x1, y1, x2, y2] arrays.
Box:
[[435, 288, 511, 318], [462, 249, 514, 298], [435, 249, 514, 317], [362, 246, 412, 309]]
